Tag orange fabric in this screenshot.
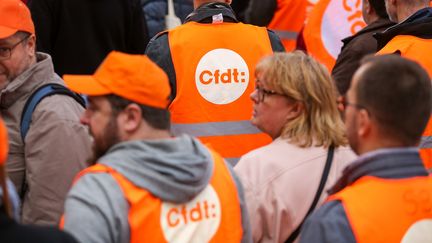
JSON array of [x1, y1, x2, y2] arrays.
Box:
[[377, 35, 432, 169], [268, 0, 307, 51], [302, 0, 335, 71], [0, 119, 8, 164], [199, 133, 271, 159], [0, 0, 34, 38], [168, 22, 273, 159], [377, 35, 432, 77], [62, 149, 243, 242], [328, 176, 432, 243], [64, 52, 170, 109]]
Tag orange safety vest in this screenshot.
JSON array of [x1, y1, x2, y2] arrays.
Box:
[[268, 0, 307, 51], [61, 149, 243, 243], [377, 35, 432, 170], [168, 21, 273, 164], [328, 176, 432, 242]]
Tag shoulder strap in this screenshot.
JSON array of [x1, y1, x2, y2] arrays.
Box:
[[20, 83, 86, 141], [285, 145, 335, 243]]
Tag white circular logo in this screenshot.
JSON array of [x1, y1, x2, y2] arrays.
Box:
[[160, 185, 221, 242], [321, 0, 366, 59], [195, 49, 249, 105], [402, 219, 432, 243]]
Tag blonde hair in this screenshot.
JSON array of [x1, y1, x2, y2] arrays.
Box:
[[255, 51, 347, 148]]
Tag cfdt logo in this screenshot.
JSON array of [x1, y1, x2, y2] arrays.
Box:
[[321, 0, 366, 59], [160, 185, 221, 242], [195, 49, 249, 105]]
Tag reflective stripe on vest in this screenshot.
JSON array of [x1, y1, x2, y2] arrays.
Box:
[[328, 176, 432, 242], [377, 36, 432, 170], [171, 120, 261, 137], [62, 148, 243, 242], [168, 21, 273, 160], [268, 0, 307, 51], [421, 136, 432, 149], [272, 30, 298, 41]]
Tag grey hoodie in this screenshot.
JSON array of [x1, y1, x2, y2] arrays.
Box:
[[63, 135, 251, 243]]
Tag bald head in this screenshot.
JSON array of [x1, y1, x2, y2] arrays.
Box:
[[385, 0, 430, 22]]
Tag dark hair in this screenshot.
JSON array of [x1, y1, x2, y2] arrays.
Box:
[[357, 55, 431, 145], [14, 31, 31, 43], [368, 0, 389, 19], [106, 95, 170, 130]]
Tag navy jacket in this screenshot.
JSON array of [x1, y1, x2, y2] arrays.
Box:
[[141, 0, 194, 38]]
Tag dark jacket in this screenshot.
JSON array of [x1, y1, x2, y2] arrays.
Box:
[[28, 0, 149, 77], [145, 2, 285, 99], [332, 18, 394, 95], [141, 0, 194, 38], [243, 0, 276, 26], [0, 178, 77, 243], [230, 0, 250, 22], [374, 7, 432, 51], [0, 211, 78, 243], [299, 148, 429, 243]]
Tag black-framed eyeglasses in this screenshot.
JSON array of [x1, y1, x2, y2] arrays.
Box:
[[0, 35, 30, 61], [255, 85, 279, 102]]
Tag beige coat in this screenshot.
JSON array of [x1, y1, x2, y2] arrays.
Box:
[[234, 137, 357, 243], [0, 53, 92, 225]]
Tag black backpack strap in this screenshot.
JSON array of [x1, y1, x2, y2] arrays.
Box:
[[20, 83, 86, 141], [285, 145, 335, 243]]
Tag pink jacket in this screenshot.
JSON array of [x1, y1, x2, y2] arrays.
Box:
[[234, 137, 356, 242]]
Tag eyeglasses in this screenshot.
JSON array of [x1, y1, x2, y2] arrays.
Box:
[[255, 85, 280, 102], [339, 97, 366, 111], [0, 35, 30, 61]]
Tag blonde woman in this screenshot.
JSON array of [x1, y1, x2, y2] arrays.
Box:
[[234, 51, 356, 243]]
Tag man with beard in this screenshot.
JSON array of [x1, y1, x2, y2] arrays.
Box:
[[61, 51, 251, 243], [0, 0, 91, 225], [300, 55, 432, 242]]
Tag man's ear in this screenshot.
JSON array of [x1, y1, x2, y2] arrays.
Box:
[[357, 109, 371, 138], [26, 35, 36, 58], [120, 103, 143, 133], [364, 0, 371, 14]]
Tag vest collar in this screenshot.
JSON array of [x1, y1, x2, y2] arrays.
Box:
[[329, 147, 428, 194], [374, 7, 432, 50], [341, 18, 394, 46], [185, 2, 238, 24]]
